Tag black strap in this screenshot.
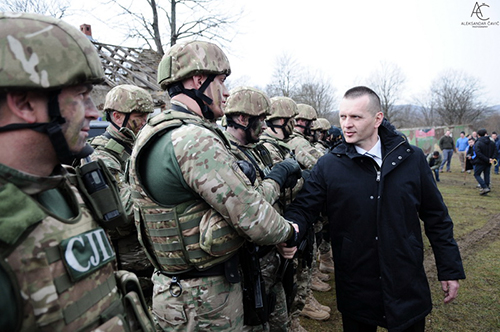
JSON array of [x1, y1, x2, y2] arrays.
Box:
[[232, 142, 265, 180]]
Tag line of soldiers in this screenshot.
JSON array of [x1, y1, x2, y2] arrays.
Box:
[[0, 11, 343, 332]]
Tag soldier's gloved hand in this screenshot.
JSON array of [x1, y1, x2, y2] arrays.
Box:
[[265, 158, 302, 189]]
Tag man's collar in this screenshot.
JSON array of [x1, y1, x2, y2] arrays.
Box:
[[355, 136, 382, 166]]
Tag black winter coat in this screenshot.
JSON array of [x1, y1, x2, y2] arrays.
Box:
[[285, 120, 465, 332], [474, 136, 495, 165]]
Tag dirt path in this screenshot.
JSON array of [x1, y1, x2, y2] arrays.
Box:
[[424, 213, 500, 279]]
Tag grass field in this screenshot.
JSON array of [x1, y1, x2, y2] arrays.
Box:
[[301, 155, 500, 331]]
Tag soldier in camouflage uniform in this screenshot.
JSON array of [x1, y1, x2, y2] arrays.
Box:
[[128, 41, 300, 331], [311, 118, 332, 155], [310, 118, 336, 275], [286, 104, 332, 324], [224, 87, 302, 332], [86, 84, 155, 300], [0, 12, 154, 332]]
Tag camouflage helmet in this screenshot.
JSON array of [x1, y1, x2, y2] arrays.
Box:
[[311, 118, 331, 131], [157, 40, 231, 90], [295, 104, 318, 121], [225, 86, 271, 117], [104, 85, 154, 114], [0, 12, 104, 91], [267, 97, 298, 121]]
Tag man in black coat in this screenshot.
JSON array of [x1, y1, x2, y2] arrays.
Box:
[[284, 86, 465, 332], [473, 128, 495, 195]]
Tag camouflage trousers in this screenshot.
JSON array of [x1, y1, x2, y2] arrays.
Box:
[[112, 232, 154, 304], [151, 273, 243, 331], [290, 231, 321, 319], [243, 249, 289, 332]]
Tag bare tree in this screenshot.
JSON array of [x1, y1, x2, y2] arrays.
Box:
[[411, 92, 439, 127], [367, 61, 407, 123], [294, 71, 338, 120], [0, 0, 70, 18], [107, 0, 241, 55], [265, 53, 303, 98], [431, 69, 488, 125]]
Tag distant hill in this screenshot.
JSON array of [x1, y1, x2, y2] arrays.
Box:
[[488, 105, 500, 113]]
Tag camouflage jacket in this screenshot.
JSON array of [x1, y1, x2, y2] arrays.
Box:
[[260, 131, 304, 211], [287, 130, 323, 170], [0, 163, 152, 332], [313, 141, 329, 155], [129, 102, 294, 273], [224, 131, 279, 205]]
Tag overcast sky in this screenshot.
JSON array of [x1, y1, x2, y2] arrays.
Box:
[[69, 0, 500, 106]]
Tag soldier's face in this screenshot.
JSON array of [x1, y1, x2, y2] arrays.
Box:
[[127, 111, 149, 134], [58, 84, 99, 153], [205, 74, 229, 118]]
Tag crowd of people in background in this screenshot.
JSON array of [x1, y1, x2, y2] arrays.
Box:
[[430, 129, 499, 195], [1, 12, 467, 332]]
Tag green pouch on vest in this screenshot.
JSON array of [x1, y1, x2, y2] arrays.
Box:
[[0, 182, 46, 246]]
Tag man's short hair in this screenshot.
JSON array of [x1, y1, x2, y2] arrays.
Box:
[[343, 86, 381, 115], [477, 128, 487, 137], [433, 151, 440, 157], [460, 131, 465, 135], [492, 131, 497, 135]]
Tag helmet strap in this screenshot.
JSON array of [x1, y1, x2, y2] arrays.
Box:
[[168, 74, 217, 120], [0, 90, 93, 164], [227, 115, 260, 144]]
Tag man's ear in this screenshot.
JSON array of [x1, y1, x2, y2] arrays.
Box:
[[239, 114, 250, 126], [375, 111, 384, 127], [112, 111, 124, 125], [6, 91, 45, 124]]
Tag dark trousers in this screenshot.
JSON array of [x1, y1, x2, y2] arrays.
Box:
[[474, 163, 491, 188], [341, 315, 425, 332]]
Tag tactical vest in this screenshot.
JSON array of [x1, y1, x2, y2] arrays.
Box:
[[88, 133, 130, 172], [0, 176, 134, 332], [129, 109, 244, 274], [260, 134, 295, 161]]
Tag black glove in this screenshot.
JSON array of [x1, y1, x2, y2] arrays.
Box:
[[265, 158, 302, 189], [285, 224, 299, 247]]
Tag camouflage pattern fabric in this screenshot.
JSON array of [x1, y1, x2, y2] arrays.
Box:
[[129, 102, 295, 330], [287, 130, 323, 170], [0, 163, 151, 331], [87, 128, 154, 301], [0, 12, 103, 90], [224, 131, 290, 331], [314, 141, 328, 155], [260, 132, 304, 212], [151, 273, 243, 331], [158, 41, 231, 89], [104, 85, 154, 114]]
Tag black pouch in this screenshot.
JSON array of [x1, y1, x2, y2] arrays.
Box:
[[75, 159, 128, 230]]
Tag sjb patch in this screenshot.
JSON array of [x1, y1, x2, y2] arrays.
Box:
[[60, 228, 116, 281]]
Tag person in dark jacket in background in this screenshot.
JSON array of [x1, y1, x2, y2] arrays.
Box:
[[473, 128, 495, 195], [284, 86, 465, 332], [438, 130, 455, 172]]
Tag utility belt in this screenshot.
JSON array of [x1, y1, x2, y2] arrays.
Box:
[[157, 254, 240, 299]]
